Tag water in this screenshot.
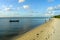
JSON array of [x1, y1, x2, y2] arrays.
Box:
[[0, 17, 50, 37]]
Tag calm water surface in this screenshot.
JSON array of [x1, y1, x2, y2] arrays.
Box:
[[0, 17, 50, 37]]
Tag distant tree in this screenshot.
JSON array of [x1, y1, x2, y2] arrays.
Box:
[[53, 15, 60, 18]]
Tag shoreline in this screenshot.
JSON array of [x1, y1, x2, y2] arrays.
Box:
[[12, 18, 60, 40], [12, 18, 54, 40]]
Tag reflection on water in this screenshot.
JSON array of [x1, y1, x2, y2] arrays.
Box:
[[0, 17, 50, 39]]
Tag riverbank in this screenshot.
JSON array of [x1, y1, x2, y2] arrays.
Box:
[[12, 18, 60, 40]]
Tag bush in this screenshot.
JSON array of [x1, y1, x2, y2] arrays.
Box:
[[53, 15, 60, 18]]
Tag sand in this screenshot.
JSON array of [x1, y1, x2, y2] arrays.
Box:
[[12, 18, 60, 40]]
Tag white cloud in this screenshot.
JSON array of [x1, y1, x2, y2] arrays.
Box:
[[23, 5, 29, 9], [58, 5, 60, 7], [48, 0, 54, 2], [45, 13, 54, 16], [4, 7, 11, 11], [47, 7, 54, 11], [18, 0, 25, 3], [9, 5, 13, 8], [55, 5, 60, 10], [1, 5, 13, 11], [1, 4, 19, 12], [16, 7, 20, 10], [2, 5, 7, 8], [0, 5, 20, 12], [47, 4, 60, 11], [46, 6, 55, 16]]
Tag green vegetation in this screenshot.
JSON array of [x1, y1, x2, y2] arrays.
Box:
[[53, 15, 60, 18]]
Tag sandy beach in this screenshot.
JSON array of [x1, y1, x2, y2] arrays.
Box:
[[12, 18, 60, 40]]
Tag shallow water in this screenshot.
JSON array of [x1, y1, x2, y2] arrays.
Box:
[[0, 17, 49, 37]]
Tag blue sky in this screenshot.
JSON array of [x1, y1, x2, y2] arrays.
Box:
[[0, 0, 60, 17]]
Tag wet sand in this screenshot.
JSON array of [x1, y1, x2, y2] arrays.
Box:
[[12, 18, 60, 40]]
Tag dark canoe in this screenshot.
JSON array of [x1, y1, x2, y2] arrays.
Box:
[[9, 20, 19, 22]]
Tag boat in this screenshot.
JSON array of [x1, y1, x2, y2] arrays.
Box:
[[9, 20, 19, 22]]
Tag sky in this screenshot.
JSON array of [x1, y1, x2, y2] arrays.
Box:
[[0, 0, 60, 17]]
